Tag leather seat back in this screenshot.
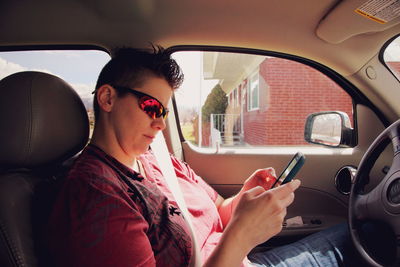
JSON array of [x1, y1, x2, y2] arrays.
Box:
[[0, 71, 89, 266]]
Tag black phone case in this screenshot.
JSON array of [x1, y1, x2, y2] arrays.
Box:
[[272, 152, 305, 188]]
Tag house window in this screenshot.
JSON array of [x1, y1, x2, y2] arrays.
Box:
[[248, 70, 259, 111], [233, 88, 237, 107]]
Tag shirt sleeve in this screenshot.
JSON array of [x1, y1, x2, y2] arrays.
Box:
[[48, 172, 156, 267], [170, 155, 219, 203]]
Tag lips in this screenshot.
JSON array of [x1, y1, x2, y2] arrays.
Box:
[[143, 134, 155, 140]]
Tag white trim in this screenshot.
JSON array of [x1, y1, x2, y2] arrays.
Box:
[[247, 69, 260, 111]]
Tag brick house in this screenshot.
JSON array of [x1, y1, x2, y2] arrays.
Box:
[[201, 53, 397, 147], [387, 62, 400, 81]]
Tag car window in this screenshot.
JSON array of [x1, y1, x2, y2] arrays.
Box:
[[173, 51, 353, 150], [0, 50, 110, 136], [383, 35, 400, 80]]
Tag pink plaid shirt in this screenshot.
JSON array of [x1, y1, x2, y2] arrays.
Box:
[[48, 144, 224, 266]]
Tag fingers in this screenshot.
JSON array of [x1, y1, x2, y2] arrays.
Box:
[[254, 167, 276, 179], [279, 191, 295, 209], [244, 185, 266, 198], [270, 179, 301, 198], [249, 168, 277, 190], [260, 187, 296, 212], [270, 208, 288, 234], [264, 167, 276, 178], [256, 180, 300, 214]]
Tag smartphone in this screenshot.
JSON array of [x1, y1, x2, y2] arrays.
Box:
[[272, 152, 305, 188]]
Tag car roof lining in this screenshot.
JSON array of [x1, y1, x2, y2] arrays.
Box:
[[0, 0, 400, 77]]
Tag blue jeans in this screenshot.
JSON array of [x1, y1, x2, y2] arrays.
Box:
[[248, 224, 363, 266]]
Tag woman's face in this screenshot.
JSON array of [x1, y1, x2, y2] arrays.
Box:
[[110, 76, 173, 160]]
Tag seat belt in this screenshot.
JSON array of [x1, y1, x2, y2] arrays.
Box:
[[151, 132, 202, 267]]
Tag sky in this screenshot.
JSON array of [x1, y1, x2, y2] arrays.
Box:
[[0, 50, 109, 108], [172, 51, 218, 109], [0, 50, 218, 110]]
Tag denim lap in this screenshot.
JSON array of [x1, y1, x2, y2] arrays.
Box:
[[248, 224, 362, 267]]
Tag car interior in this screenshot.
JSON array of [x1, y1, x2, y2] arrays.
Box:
[[1, 0, 400, 266]]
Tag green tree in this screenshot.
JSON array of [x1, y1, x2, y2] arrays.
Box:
[[202, 84, 228, 122]]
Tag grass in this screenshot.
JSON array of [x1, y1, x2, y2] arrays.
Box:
[[180, 123, 196, 143]]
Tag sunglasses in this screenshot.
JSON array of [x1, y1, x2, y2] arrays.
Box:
[[112, 85, 169, 120]]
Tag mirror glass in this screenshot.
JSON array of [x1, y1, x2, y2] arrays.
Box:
[[310, 113, 342, 146]]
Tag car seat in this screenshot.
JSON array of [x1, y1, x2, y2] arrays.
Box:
[[0, 71, 89, 266]]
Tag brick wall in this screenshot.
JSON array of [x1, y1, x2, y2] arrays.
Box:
[[387, 62, 400, 80], [242, 58, 353, 146], [200, 59, 400, 147]]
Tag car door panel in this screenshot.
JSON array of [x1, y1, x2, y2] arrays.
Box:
[[175, 104, 392, 244]]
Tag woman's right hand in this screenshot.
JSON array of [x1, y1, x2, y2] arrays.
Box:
[[204, 180, 301, 267], [227, 180, 301, 252]]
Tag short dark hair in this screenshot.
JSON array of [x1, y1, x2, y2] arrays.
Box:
[[93, 46, 184, 120]]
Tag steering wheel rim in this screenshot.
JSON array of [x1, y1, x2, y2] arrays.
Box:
[[349, 118, 400, 267]]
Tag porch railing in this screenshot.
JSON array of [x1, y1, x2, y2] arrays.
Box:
[[210, 113, 242, 146]]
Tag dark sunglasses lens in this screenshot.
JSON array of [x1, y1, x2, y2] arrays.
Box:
[[139, 97, 164, 119], [163, 110, 169, 119]]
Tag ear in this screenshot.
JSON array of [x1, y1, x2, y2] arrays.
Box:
[[96, 84, 117, 113]]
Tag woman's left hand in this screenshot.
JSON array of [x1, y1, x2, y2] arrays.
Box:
[[229, 168, 278, 214], [242, 168, 277, 192]]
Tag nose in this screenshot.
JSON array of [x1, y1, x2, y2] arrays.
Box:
[[151, 116, 167, 131]]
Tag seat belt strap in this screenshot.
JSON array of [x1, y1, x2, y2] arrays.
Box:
[[151, 132, 202, 267]]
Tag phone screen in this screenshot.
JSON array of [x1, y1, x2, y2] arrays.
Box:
[[279, 159, 299, 182], [272, 152, 305, 188]]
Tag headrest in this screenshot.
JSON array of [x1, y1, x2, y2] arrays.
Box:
[[0, 71, 89, 169]]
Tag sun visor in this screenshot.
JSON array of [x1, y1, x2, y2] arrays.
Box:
[[316, 0, 400, 44]]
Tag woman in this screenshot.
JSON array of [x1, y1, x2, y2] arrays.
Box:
[[47, 47, 359, 267]]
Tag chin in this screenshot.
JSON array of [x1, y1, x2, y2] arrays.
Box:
[[135, 146, 150, 156]]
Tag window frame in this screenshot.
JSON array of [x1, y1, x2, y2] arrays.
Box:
[[247, 69, 260, 111], [168, 45, 394, 148], [381, 34, 400, 83]]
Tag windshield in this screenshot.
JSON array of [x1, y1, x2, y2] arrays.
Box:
[[383, 36, 400, 80]]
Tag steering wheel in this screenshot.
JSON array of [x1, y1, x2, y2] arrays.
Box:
[[349, 118, 400, 267]]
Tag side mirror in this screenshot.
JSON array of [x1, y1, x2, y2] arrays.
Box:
[[304, 111, 354, 147]]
